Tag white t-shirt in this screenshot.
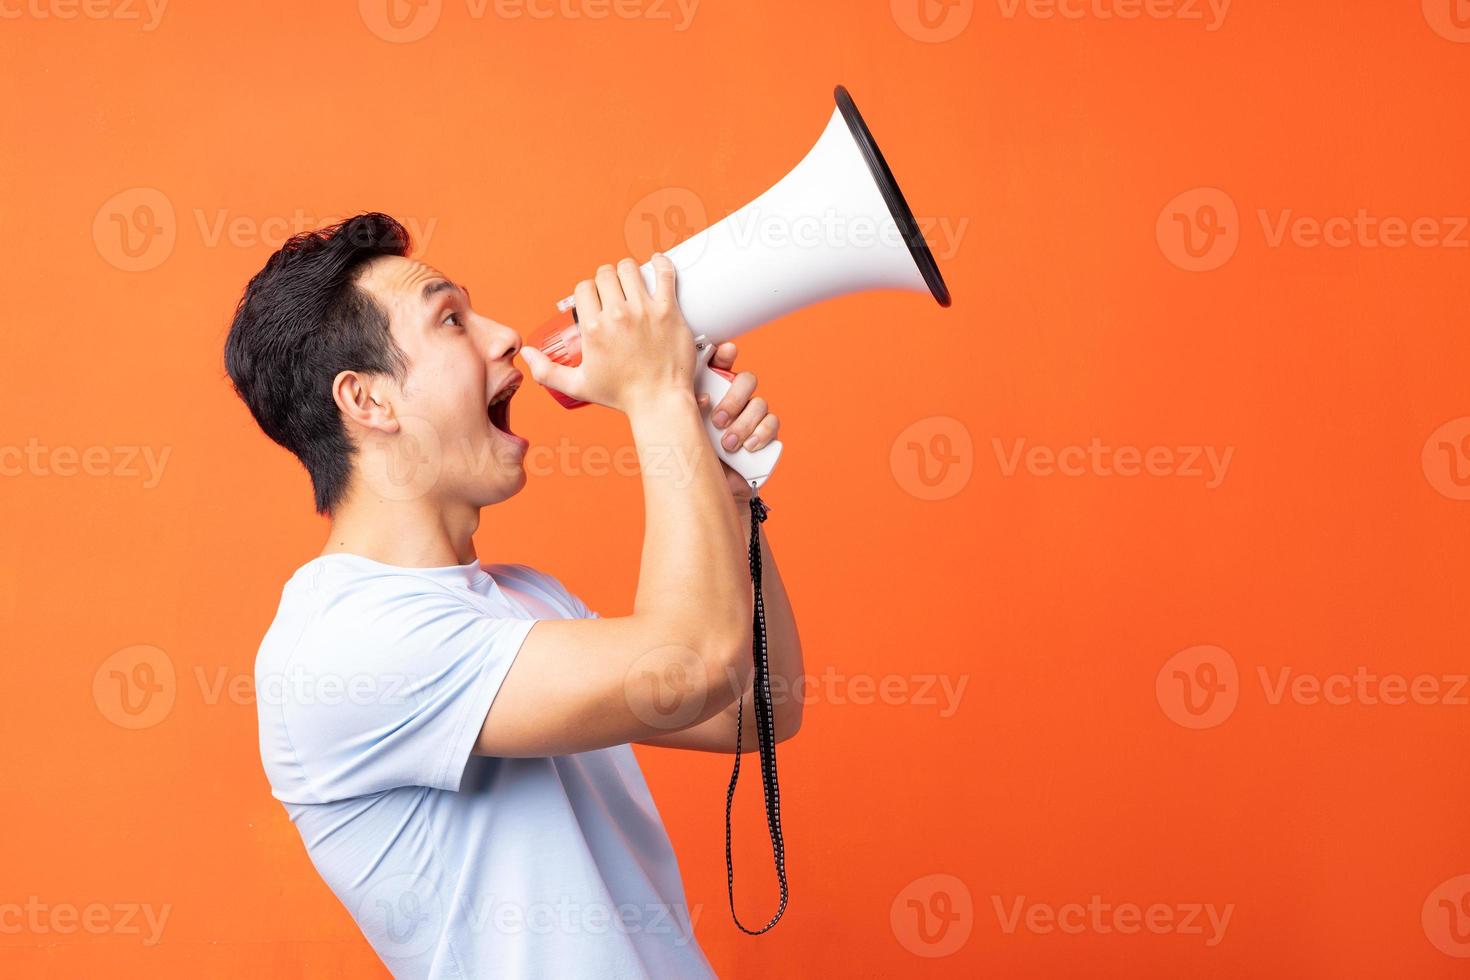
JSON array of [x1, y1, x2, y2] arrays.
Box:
[[254, 553, 715, 979]]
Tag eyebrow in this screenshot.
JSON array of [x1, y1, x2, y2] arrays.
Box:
[[421, 279, 464, 303]]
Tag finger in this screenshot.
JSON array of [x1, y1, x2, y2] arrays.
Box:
[[719, 396, 768, 452], [649, 253, 677, 307], [741, 412, 780, 452], [520, 345, 582, 399], [594, 263, 624, 311], [616, 257, 648, 307], [710, 370, 757, 429], [710, 342, 738, 371], [573, 278, 601, 321], [696, 393, 711, 411]]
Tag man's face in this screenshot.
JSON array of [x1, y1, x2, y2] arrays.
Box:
[[353, 254, 529, 508]]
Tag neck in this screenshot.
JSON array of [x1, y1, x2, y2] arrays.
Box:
[[320, 490, 482, 568]]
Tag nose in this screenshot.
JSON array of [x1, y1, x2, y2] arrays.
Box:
[[480, 319, 522, 362]]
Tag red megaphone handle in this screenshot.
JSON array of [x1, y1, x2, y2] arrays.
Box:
[[526, 308, 590, 409], [528, 307, 736, 407]]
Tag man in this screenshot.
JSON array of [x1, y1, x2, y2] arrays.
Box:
[[224, 213, 803, 978]]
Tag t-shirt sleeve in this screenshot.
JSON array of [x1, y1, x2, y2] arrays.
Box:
[[273, 579, 537, 802], [501, 563, 600, 620]]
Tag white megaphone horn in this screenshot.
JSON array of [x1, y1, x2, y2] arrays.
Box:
[[528, 84, 953, 490]]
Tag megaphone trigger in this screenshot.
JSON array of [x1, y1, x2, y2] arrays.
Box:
[[693, 344, 784, 491]]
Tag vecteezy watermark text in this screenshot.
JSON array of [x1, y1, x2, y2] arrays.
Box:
[[0, 439, 170, 488], [1158, 645, 1470, 731], [359, 0, 700, 43], [992, 894, 1234, 946], [0, 0, 167, 30], [995, 0, 1230, 30], [993, 437, 1234, 489], [1158, 187, 1470, 272], [0, 897, 171, 946]]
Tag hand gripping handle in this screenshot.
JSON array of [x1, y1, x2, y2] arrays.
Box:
[[695, 337, 783, 491]]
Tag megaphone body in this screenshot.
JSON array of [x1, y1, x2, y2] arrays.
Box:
[[529, 85, 951, 490]]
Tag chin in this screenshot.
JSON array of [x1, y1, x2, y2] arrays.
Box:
[[476, 466, 528, 507]]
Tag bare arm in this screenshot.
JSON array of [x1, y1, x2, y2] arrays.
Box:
[[638, 344, 804, 753], [474, 256, 754, 758], [639, 482, 804, 753]]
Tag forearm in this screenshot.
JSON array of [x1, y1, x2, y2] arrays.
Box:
[[626, 391, 753, 649], [638, 501, 803, 752]]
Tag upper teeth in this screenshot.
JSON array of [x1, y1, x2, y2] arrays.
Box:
[[490, 384, 518, 407]]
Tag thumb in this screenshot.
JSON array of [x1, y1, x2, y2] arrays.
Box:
[[520, 345, 581, 398]]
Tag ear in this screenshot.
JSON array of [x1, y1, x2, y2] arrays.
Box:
[[332, 370, 400, 435]]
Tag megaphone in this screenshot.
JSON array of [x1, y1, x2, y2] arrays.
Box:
[[528, 84, 952, 490]]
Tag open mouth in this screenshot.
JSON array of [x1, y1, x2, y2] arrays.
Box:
[[488, 381, 520, 435]]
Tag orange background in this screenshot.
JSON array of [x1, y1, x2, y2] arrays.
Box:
[[3, 0, 1469, 976]]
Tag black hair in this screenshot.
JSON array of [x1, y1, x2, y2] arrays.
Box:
[[224, 212, 411, 514]]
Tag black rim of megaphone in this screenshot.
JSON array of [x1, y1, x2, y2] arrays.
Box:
[[833, 85, 952, 308]]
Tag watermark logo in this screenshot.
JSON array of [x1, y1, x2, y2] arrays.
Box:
[[94, 194, 441, 271], [890, 0, 974, 43], [93, 645, 176, 730], [891, 416, 974, 501], [360, 0, 443, 42], [624, 187, 709, 268], [1156, 645, 1238, 729], [1162, 189, 1469, 271], [624, 645, 708, 729], [1424, 874, 1470, 957], [1162, 652, 1468, 727], [360, 873, 445, 960], [1157, 187, 1239, 272], [192, 209, 439, 252], [891, 873, 974, 957], [358, 414, 445, 502], [204, 665, 416, 709], [622, 189, 970, 273], [93, 657, 420, 722], [93, 187, 176, 273], [1422, 0, 1470, 43], [1422, 417, 1470, 501]]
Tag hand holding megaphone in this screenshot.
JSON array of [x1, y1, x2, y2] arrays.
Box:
[[528, 85, 952, 491], [521, 255, 787, 489], [523, 268, 785, 490]]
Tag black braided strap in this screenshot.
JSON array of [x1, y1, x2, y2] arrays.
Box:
[[724, 495, 788, 934]]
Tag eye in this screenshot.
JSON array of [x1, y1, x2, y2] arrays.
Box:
[[443, 311, 463, 327]]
